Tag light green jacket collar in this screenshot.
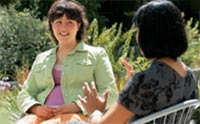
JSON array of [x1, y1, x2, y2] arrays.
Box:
[[48, 42, 88, 57]]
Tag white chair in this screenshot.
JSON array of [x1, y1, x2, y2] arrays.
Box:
[[131, 99, 200, 124]]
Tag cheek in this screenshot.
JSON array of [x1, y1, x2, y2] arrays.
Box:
[[73, 25, 80, 32], [52, 26, 59, 34]]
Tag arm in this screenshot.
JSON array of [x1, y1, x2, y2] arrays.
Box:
[[94, 48, 118, 109], [78, 82, 134, 124], [90, 102, 133, 124], [17, 57, 41, 113], [17, 54, 55, 119]]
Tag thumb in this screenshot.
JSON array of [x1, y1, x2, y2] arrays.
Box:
[[103, 90, 109, 103]]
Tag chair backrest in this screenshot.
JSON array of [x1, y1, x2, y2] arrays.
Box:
[[131, 99, 200, 124]]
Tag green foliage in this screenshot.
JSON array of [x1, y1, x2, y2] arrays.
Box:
[[12, 0, 108, 27], [13, 0, 41, 18], [0, 5, 52, 79], [181, 18, 200, 68], [86, 19, 150, 91]]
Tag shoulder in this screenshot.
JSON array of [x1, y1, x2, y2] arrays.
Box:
[[34, 47, 56, 64], [82, 43, 107, 59], [121, 64, 160, 92], [130, 65, 158, 83], [37, 48, 55, 58], [83, 43, 105, 54]]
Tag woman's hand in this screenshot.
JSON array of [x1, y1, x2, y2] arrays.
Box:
[[52, 103, 81, 115], [120, 58, 134, 80], [78, 82, 109, 115], [29, 104, 55, 120]]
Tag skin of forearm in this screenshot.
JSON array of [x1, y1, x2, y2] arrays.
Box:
[[66, 102, 82, 113], [28, 104, 41, 113]]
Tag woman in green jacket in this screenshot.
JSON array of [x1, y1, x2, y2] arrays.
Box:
[[17, 0, 118, 123]]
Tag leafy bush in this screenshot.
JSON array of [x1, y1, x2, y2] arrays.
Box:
[[181, 18, 200, 68], [0, 5, 53, 80], [86, 19, 150, 91]]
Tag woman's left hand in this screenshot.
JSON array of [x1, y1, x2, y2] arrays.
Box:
[[78, 82, 109, 115], [52, 105, 68, 115], [120, 58, 134, 80]]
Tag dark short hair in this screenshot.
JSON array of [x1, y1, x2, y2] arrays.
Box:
[[47, 0, 88, 44], [133, 0, 188, 60]]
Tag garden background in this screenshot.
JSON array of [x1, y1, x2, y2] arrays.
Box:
[[0, 0, 199, 124]]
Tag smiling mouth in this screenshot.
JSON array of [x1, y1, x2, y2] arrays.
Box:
[[59, 32, 70, 36]]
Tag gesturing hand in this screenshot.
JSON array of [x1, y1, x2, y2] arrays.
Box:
[[120, 58, 134, 80], [78, 82, 109, 115]]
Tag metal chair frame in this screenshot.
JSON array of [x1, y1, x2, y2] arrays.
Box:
[[131, 99, 200, 124]]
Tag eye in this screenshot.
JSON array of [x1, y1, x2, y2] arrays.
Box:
[[67, 21, 73, 25], [54, 20, 62, 24]]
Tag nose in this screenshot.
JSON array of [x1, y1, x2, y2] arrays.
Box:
[[59, 23, 69, 31]]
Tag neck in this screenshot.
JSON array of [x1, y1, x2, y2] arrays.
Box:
[[152, 57, 178, 63], [58, 41, 78, 55]]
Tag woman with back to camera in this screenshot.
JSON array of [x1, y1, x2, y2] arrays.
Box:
[[16, 0, 118, 123], [78, 0, 199, 123]]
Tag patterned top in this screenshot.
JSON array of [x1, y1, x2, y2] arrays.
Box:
[[118, 61, 198, 121]]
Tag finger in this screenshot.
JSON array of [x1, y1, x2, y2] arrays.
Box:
[[78, 95, 86, 104], [103, 90, 109, 103], [39, 115, 49, 120], [52, 106, 62, 114], [120, 58, 132, 70], [85, 82, 91, 92], [53, 109, 64, 115], [83, 82, 91, 96], [46, 113, 54, 119], [128, 71, 134, 79], [91, 81, 98, 97], [40, 110, 53, 119], [45, 110, 54, 118], [83, 86, 90, 99], [82, 85, 87, 96], [44, 106, 54, 113]]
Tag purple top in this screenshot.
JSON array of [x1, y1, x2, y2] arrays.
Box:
[[45, 64, 65, 107]]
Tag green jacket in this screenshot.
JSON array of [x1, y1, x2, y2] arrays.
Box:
[[17, 42, 118, 115]]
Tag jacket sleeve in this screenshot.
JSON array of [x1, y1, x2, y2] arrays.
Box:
[[93, 48, 118, 110], [74, 47, 118, 115], [17, 55, 41, 113]]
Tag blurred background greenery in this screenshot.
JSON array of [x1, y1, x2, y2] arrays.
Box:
[[0, 0, 199, 29]]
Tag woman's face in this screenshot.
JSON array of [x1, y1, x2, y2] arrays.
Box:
[[51, 14, 80, 45]]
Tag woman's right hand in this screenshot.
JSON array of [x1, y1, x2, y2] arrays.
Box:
[[28, 104, 55, 120], [78, 82, 109, 115]]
